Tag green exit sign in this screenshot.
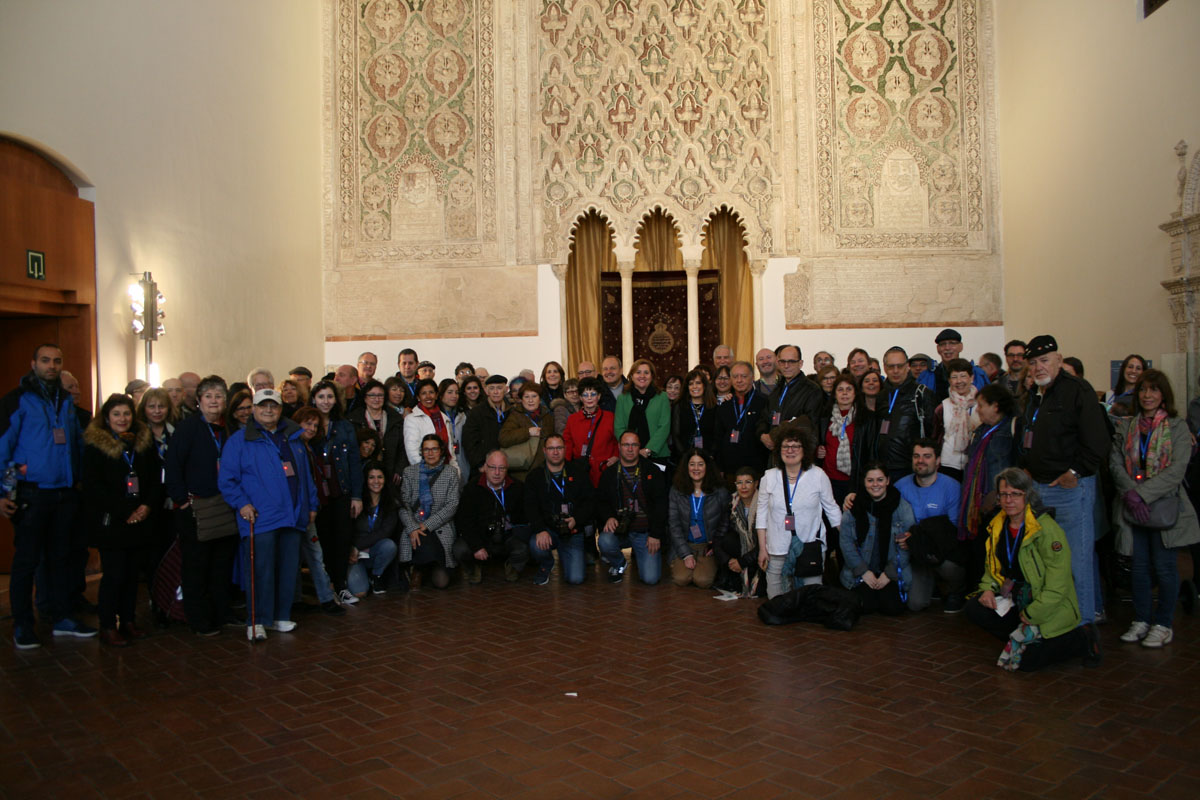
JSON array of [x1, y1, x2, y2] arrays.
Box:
[[26, 250, 45, 281]]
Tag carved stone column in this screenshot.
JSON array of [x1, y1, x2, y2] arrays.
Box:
[[551, 263, 569, 365], [617, 262, 636, 367], [683, 260, 701, 368], [1161, 142, 1200, 353], [749, 259, 768, 356]]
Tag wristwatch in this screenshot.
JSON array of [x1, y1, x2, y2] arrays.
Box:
[[1068, 468, 1081, 479]]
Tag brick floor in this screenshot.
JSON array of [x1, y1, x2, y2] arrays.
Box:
[[2, 565, 1198, 799]]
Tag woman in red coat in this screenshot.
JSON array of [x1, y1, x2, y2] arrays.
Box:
[[563, 377, 618, 488]]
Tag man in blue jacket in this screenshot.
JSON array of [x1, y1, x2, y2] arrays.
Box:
[[0, 344, 96, 648], [918, 329, 989, 402]]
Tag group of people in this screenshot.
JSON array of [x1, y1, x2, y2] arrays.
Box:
[[3, 331, 1197, 674]]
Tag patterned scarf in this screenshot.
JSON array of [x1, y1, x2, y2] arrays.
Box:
[[958, 419, 1008, 541], [942, 387, 977, 464], [418, 462, 443, 518], [1123, 410, 1172, 480], [421, 404, 449, 450], [828, 405, 854, 476]]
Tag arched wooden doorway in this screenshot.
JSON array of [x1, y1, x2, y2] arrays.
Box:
[[0, 138, 97, 569], [563, 209, 617, 371], [701, 206, 753, 366]]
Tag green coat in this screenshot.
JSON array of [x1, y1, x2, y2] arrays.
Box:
[[979, 506, 1081, 639], [613, 390, 671, 458], [1110, 415, 1200, 553]]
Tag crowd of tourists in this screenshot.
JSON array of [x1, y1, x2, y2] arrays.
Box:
[[2, 333, 1196, 673]]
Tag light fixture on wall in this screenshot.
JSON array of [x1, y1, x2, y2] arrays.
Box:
[[128, 271, 165, 385]]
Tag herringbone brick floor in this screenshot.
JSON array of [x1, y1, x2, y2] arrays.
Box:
[[3, 563, 1198, 799]]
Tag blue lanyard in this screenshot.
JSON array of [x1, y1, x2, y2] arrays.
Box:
[[548, 471, 566, 497], [690, 403, 705, 429], [489, 485, 505, 508], [689, 493, 704, 521], [621, 465, 640, 496], [887, 390, 899, 415], [779, 376, 799, 407], [1139, 428, 1152, 469], [1005, 522, 1024, 569], [733, 389, 755, 428], [121, 448, 135, 472], [495, 405, 505, 425], [206, 422, 225, 454], [783, 470, 802, 512], [979, 422, 1003, 443], [585, 410, 602, 442], [367, 505, 380, 532]]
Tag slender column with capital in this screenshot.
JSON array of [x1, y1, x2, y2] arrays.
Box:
[[749, 259, 767, 356], [618, 262, 635, 367], [684, 261, 700, 368], [551, 263, 569, 365]]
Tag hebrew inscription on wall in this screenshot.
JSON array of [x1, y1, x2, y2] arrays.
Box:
[[535, 0, 779, 262], [812, 0, 990, 251]]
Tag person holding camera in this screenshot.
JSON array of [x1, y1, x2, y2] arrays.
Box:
[[453, 449, 530, 584], [597, 431, 670, 585], [525, 435, 594, 585]]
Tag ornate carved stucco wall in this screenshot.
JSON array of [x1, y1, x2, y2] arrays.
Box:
[[323, 0, 1001, 339]]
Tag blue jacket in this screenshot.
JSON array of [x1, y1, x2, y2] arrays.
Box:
[[839, 493, 914, 588], [0, 372, 83, 489], [918, 361, 989, 400], [321, 418, 363, 500], [219, 419, 318, 536]]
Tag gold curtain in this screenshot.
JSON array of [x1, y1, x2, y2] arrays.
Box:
[[634, 209, 683, 271], [565, 211, 617, 370], [701, 208, 753, 366]]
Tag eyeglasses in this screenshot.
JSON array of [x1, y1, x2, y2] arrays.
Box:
[[421, 447, 442, 454], [777, 359, 800, 365], [781, 444, 802, 451], [544, 445, 564, 451], [365, 393, 385, 400], [997, 491, 1026, 499]]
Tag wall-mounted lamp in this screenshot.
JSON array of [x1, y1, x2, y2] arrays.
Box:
[[129, 271, 165, 384]]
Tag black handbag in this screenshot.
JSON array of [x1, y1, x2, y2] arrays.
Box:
[[792, 539, 824, 578]]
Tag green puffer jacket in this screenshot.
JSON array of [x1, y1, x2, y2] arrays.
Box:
[[979, 506, 1081, 639]]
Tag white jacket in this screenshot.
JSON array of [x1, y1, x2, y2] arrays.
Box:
[[403, 407, 462, 479], [756, 466, 841, 556]]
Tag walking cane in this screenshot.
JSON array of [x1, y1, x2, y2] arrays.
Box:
[[248, 517, 258, 642]]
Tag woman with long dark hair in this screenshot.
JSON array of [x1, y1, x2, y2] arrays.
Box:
[[308, 380, 364, 606], [1107, 354, 1147, 418], [347, 463, 400, 598], [667, 448, 730, 588], [839, 461, 913, 616], [672, 368, 717, 458]]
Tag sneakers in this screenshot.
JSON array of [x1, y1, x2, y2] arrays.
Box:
[[504, 562, 520, 582], [1141, 625, 1173, 648], [246, 624, 267, 641], [466, 562, 483, 585], [533, 567, 552, 586], [267, 620, 297, 633], [1119, 621, 1150, 643], [321, 599, 346, 616], [370, 574, 387, 595], [52, 618, 98, 638], [338, 589, 360, 605], [1081, 623, 1103, 668], [13, 627, 42, 650], [100, 628, 129, 647], [607, 564, 626, 584], [942, 594, 965, 614]]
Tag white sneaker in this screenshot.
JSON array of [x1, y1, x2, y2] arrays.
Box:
[[338, 589, 359, 605], [1141, 625, 1173, 648], [268, 620, 297, 633], [1119, 621, 1150, 643], [246, 624, 267, 641]]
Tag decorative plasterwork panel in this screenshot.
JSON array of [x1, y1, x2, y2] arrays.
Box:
[[812, 0, 991, 251], [334, 0, 496, 264], [535, 0, 780, 263]]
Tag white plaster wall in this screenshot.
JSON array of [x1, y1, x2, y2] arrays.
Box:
[[994, 0, 1200, 385], [0, 0, 324, 397], [324, 263, 566, 380], [760, 258, 1007, 369]]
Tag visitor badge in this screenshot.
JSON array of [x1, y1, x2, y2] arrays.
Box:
[[580, 444, 590, 457], [879, 420, 890, 435], [1023, 430, 1033, 449], [561, 503, 570, 515], [126, 474, 140, 495], [729, 430, 739, 444], [630, 499, 640, 513], [53, 427, 67, 444], [784, 514, 795, 531], [693, 435, 703, 448], [690, 523, 703, 540], [282, 461, 296, 477], [418, 508, 427, 520], [771, 412, 781, 426]]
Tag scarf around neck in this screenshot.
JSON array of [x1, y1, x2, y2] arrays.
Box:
[[1124, 410, 1171, 481], [854, 486, 901, 574], [828, 405, 855, 476]]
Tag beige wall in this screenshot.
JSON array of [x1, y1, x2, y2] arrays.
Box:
[[995, 0, 1200, 388], [0, 0, 323, 399]]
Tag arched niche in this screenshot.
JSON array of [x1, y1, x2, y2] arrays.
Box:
[[700, 205, 753, 365], [564, 209, 617, 370], [633, 207, 684, 271]]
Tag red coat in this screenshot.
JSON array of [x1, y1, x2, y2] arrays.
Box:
[[562, 408, 617, 487]]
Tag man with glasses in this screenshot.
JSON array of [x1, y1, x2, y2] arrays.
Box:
[[1018, 335, 1107, 659], [756, 344, 823, 450], [877, 346, 935, 482], [715, 361, 768, 477], [576, 361, 597, 380], [597, 431, 668, 585], [454, 450, 529, 583], [1001, 339, 1026, 395], [526, 435, 594, 585], [356, 352, 378, 389]]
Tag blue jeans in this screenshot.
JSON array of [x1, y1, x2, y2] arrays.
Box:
[[1035, 475, 1096, 624], [347, 538, 399, 595], [1130, 526, 1179, 627], [597, 530, 661, 585], [530, 528, 586, 584], [10, 486, 80, 629], [239, 528, 301, 626], [297, 523, 335, 604]]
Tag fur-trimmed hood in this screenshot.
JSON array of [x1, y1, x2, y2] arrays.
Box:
[[84, 419, 153, 459]]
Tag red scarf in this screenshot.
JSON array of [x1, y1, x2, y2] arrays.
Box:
[[422, 404, 449, 449]]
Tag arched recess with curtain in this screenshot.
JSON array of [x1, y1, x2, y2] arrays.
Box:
[[700, 206, 752, 367], [564, 209, 617, 371]]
